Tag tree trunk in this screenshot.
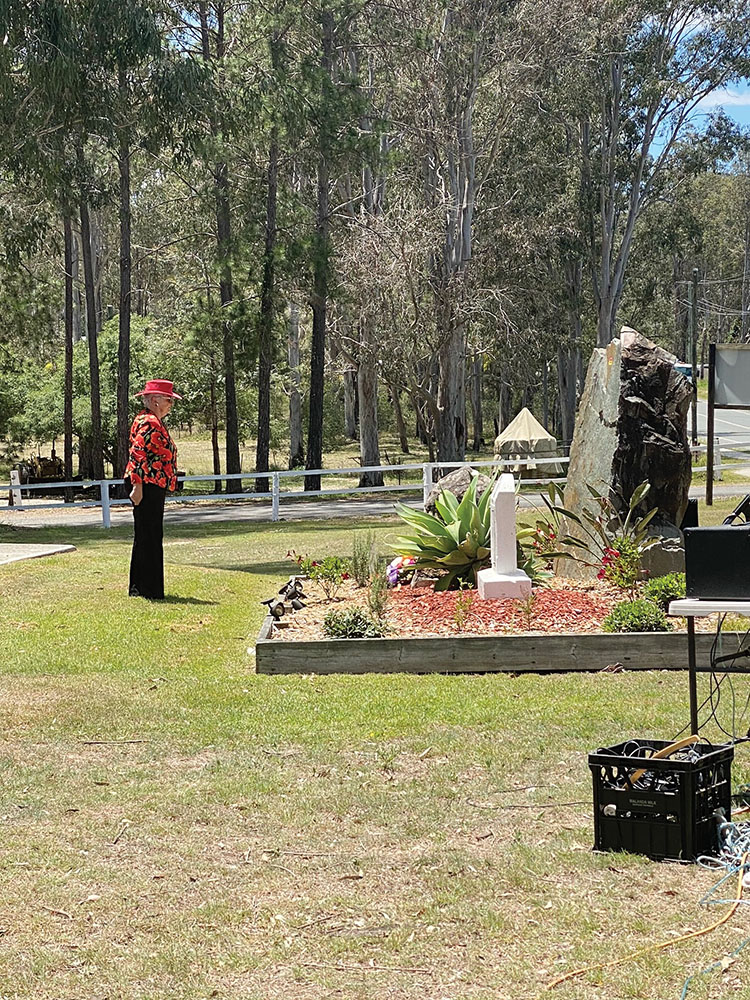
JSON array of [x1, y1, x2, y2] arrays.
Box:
[[210, 372, 221, 487], [91, 210, 105, 334], [305, 7, 334, 492], [200, 2, 241, 489], [389, 381, 409, 453], [71, 230, 82, 344], [255, 114, 279, 494], [78, 436, 93, 480], [63, 214, 74, 493], [79, 197, 105, 480], [288, 300, 305, 468], [498, 380, 511, 433], [216, 162, 240, 490], [412, 392, 434, 461], [434, 319, 466, 462], [116, 108, 132, 482], [556, 346, 578, 445], [343, 368, 357, 439], [470, 351, 483, 453], [358, 316, 383, 487]]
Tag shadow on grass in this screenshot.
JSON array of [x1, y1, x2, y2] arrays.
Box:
[[161, 595, 218, 605], [170, 559, 293, 577]]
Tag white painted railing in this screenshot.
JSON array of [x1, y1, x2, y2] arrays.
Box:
[[5, 437, 746, 528], [691, 437, 750, 482], [2, 455, 570, 528]]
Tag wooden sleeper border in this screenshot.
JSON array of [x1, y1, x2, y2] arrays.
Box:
[[255, 617, 741, 676]]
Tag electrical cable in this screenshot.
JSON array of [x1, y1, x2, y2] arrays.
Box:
[[680, 933, 750, 999], [546, 854, 748, 991], [673, 617, 750, 745], [675, 275, 747, 286]]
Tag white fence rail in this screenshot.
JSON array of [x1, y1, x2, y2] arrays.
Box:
[[4, 438, 747, 528], [3, 455, 570, 528], [691, 438, 750, 482]]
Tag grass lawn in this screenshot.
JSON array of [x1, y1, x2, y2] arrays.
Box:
[[2, 508, 750, 999]]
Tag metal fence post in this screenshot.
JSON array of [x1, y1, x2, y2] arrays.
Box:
[[100, 480, 111, 528], [271, 472, 280, 521], [714, 437, 722, 481], [422, 463, 432, 507]]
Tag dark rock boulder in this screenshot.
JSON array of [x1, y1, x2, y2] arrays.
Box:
[[613, 329, 692, 525], [563, 328, 692, 579]]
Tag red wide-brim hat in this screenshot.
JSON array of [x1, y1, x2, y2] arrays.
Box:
[[135, 379, 182, 400]]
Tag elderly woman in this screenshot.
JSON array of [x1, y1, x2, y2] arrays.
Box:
[[124, 379, 181, 599]]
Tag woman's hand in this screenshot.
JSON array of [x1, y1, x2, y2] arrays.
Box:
[[130, 482, 143, 506]]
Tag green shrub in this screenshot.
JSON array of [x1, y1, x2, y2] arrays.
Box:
[[351, 531, 378, 587], [602, 599, 672, 633], [518, 480, 661, 577], [288, 550, 351, 600], [601, 536, 643, 592], [642, 572, 686, 611], [323, 606, 388, 638], [367, 570, 390, 620]]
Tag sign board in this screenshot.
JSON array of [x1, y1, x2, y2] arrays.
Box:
[[706, 344, 750, 504], [714, 345, 750, 409]]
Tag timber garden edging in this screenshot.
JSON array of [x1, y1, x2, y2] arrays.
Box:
[[254, 618, 737, 675]]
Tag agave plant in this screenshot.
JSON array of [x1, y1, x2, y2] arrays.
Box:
[[393, 473, 493, 591]]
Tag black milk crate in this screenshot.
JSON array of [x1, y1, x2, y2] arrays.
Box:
[[589, 739, 733, 862]]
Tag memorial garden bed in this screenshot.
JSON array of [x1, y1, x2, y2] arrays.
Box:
[[254, 576, 727, 675]]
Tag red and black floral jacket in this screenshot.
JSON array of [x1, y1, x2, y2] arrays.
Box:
[[124, 411, 178, 492]]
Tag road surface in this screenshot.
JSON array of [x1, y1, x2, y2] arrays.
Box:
[[697, 401, 750, 444]]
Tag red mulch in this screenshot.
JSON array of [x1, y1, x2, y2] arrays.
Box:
[[273, 577, 629, 640], [387, 583, 614, 636]]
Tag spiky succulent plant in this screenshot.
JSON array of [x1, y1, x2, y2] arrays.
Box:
[[393, 473, 493, 591]]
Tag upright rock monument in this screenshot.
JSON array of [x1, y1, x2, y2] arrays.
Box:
[[564, 328, 692, 578]]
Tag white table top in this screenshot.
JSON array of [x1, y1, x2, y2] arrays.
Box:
[[668, 599, 750, 618]]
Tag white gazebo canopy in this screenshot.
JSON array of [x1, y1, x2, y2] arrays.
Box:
[[493, 407, 563, 476]]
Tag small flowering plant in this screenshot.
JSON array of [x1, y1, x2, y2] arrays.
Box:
[[519, 480, 661, 582], [386, 555, 416, 586], [286, 550, 351, 601], [597, 546, 620, 580], [520, 521, 559, 562], [598, 537, 645, 596]]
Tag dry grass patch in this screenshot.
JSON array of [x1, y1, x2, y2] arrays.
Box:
[[2, 517, 750, 999]]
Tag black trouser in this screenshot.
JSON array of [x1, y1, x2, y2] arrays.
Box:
[[128, 481, 166, 599]]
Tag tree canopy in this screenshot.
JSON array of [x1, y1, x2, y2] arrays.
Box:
[[1, 0, 749, 473]]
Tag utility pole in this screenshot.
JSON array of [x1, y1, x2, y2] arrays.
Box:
[[689, 267, 699, 445]]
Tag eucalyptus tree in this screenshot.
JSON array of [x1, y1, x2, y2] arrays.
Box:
[[192, 0, 244, 486], [292, 0, 376, 490], [561, 0, 750, 347], [0, 0, 108, 477], [253, 2, 295, 494], [96, 0, 166, 477]]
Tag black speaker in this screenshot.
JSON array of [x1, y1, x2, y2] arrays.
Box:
[[684, 524, 750, 600]]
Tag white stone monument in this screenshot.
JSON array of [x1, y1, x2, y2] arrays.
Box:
[[477, 474, 532, 600]]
